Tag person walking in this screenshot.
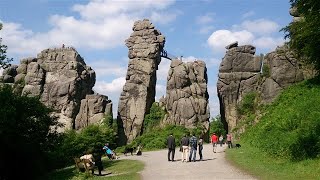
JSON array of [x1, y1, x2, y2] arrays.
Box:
[[219, 134, 224, 147], [227, 133, 233, 148], [93, 146, 104, 176], [167, 133, 176, 162], [211, 133, 218, 153], [198, 136, 203, 161], [189, 133, 197, 162], [180, 134, 189, 162]]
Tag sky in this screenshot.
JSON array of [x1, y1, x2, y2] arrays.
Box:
[[0, 0, 292, 118]]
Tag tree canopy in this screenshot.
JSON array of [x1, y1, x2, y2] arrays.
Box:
[[0, 85, 60, 179], [0, 23, 13, 68], [282, 0, 320, 73]]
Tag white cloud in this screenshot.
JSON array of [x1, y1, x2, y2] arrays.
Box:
[[199, 25, 215, 34], [89, 60, 127, 78], [0, 0, 178, 57], [157, 58, 171, 80], [207, 19, 284, 53], [0, 22, 48, 56], [196, 13, 215, 34], [207, 30, 255, 53], [196, 13, 214, 24], [240, 19, 279, 35], [93, 77, 126, 117], [242, 11, 255, 19], [94, 77, 126, 94], [253, 37, 284, 50], [182, 56, 198, 62], [72, 0, 175, 20], [206, 58, 221, 68], [150, 10, 181, 25], [155, 84, 166, 101]]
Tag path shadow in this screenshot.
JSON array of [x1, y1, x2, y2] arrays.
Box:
[[93, 172, 112, 176], [199, 158, 217, 161]]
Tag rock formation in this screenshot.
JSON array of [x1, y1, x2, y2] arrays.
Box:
[[160, 59, 210, 132], [75, 94, 112, 129], [117, 19, 165, 144], [217, 42, 262, 132], [217, 42, 313, 133], [0, 47, 112, 131]]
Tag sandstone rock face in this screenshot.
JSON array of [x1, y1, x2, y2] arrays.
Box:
[[2, 65, 18, 83], [217, 43, 312, 133], [1, 47, 112, 131], [75, 94, 112, 129], [217, 42, 262, 132], [117, 19, 165, 144], [260, 45, 306, 103], [161, 59, 210, 132]]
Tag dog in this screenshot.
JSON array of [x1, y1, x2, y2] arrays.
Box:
[[123, 147, 136, 156], [235, 143, 241, 148]]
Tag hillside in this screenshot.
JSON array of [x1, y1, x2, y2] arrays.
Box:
[[242, 78, 320, 160], [227, 77, 320, 179]]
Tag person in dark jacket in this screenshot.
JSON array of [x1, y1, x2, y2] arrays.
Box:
[[189, 133, 198, 162], [198, 136, 203, 161], [93, 146, 104, 176], [167, 133, 176, 161], [180, 134, 189, 162]]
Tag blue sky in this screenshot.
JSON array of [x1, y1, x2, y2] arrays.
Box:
[[0, 0, 292, 118]]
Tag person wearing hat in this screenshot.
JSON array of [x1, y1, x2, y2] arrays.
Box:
[[211, 133, 218, 153]]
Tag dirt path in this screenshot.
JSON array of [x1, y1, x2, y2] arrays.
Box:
[[121, 144, 256, 180]]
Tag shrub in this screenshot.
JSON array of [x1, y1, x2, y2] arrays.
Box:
[[262, 64, 270, 78], [130, 125, 189, 150], [143, 102, 166, 133], [237, 92, 257, 116], [209, 115, 226, 136], [49, 124, 116, 169]]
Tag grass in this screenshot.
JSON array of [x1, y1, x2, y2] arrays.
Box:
[[226, 143, 320, 180], [43, 158, 144, 180]]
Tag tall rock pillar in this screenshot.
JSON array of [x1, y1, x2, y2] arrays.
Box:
[[117, 19, 165, 144], [160, 59, 210, 134], [217, 42, 262, 133]]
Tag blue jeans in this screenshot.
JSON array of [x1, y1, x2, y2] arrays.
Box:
[[189, 147, 197, 161]]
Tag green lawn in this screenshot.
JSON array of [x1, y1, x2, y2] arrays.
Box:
[[226, 143, 320, 180], [43, 158, 144, 180]]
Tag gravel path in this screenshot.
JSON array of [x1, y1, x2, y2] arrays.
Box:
[[121, 144, 256, 180]]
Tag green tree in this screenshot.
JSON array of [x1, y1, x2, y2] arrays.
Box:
[[209, 115, 226, 136], [49, 123, 116, 169], [0, 85, 60, 179], [143, 102, 166, 133], [282, 0, 320, 73], [0, 23, 13, 68]]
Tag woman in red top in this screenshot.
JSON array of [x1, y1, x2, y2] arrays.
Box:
[[211, 133, 218, 153]]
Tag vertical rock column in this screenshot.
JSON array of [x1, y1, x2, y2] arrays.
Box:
[[217, 42, 262, 133], [117, 19, 165, 144], [161, 59, 210, 133]]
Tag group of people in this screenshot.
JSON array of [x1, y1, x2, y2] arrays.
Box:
[[167, 133, 204, 162], [167, 133, 233, 162]]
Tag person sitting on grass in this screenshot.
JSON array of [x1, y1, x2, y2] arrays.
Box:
[[80, 150, 95, 174], [103, 143, 118, 160]]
